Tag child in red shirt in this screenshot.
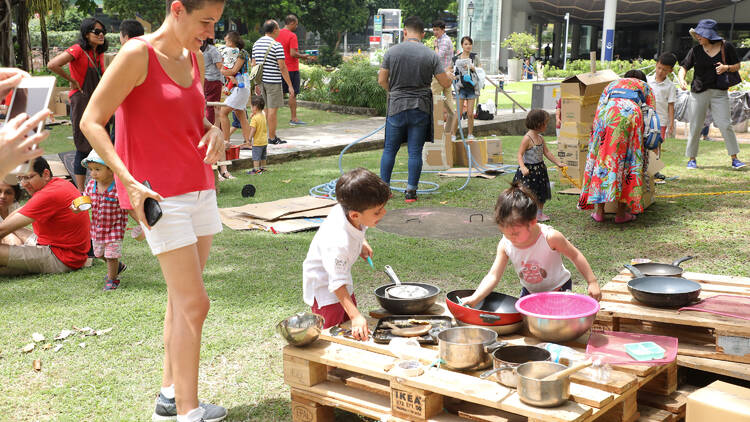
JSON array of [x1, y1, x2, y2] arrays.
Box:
[[77, 150, 129, 290]]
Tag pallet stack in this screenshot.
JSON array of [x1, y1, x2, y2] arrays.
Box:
[[557, 68, 618, 187]]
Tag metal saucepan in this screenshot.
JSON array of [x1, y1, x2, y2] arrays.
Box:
[[436, 327, 506, 371], [624, 264, 702, 308], [479, 345, 551, 388], [516, 361, 570, 407], [631, 256, 694, 277], [446, 289, 522, 326], [375, 264, 439, 314]]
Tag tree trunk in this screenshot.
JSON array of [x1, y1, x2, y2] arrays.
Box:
[[15, 0, 30, 71], [40, 13, 49, 66], [0, 0, 15, 67], [333, 31, 342, 51]]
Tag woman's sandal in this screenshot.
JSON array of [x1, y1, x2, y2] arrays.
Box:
[[590, 212, 604, 223], [222, 172, 236, 180], [614, 212, 637, 224]]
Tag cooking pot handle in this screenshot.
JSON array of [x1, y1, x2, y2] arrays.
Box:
[[671, 256, 694, 266], [623, 264, 644, 278], [479, 364, 512, 379], [479, 314, 501, 323], [484, 341, 508, 353]]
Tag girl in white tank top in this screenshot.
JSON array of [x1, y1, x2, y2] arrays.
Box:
[[462, 183, 601, 307]]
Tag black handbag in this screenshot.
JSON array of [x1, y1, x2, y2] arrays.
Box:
[[716, 42, 741, 90]]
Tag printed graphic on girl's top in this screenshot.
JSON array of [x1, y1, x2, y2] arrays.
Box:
[[519, 261, 547, 284]]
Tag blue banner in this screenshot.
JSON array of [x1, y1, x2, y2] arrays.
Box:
[[603, 29, 614, 61]]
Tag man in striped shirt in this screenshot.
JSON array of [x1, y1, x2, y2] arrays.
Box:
[[431, 20, 457, 140], [252, 20, 295, 145]]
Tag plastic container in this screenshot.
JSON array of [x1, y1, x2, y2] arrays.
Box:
[[538, 343, 587, 364], [225, 145, 240, 160], [625, 341, 665, 361]]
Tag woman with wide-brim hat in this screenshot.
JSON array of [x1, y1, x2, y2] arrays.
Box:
[[678, 19, 744, 170]]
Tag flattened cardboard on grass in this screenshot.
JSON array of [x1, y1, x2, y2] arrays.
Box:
[[235, 196, 336, 220], [218, 196, 336, 233]]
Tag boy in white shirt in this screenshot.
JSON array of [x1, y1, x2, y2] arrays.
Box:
[[647, 53, 678, 179], [303, 168, 391, 341]]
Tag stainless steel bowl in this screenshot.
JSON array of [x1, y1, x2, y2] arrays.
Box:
[[276, 312, 325, 347], [524, 313, 596, 343]]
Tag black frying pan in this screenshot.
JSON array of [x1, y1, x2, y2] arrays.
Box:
[[631, 256, 694, 277], [624, 265, 701, 308]]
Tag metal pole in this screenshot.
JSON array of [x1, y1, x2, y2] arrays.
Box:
[[657, 0, 666, 57], [729, 0, 739, 43], [469, 18, 473, 38], [563, 13, 570, 70]]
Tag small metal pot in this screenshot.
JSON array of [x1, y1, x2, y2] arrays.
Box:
[[437, 327, 506, 371], [479, 345, 551, 388], [516, 361, 570, 408]]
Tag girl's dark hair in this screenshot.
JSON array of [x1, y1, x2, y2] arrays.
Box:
[[623, 69, 647, 82], [460, 36, 473, 45], [225, 31, 244, 50], [78, 18, 108, 54], [526, 109, 549, 130], [200, 38, 214, 52], [494, 182, 539, 226]]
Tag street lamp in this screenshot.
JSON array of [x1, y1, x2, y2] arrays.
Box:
[[729, 0, 741, 43], [467, 0, 475, 38], [563, 12, 570, 70]]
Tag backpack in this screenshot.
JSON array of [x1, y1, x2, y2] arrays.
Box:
[[475, 104, 494, 120], [607, 87, 663, 150]]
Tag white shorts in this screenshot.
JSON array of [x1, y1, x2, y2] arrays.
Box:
[[141, 189, 222, 256], [224, 86, 251, 110]]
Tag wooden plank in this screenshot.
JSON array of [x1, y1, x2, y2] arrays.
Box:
[[603, 279, 750, 297], [327, 369, 391, 396], [640, 364, 678, 395], [637, 404, 674, 422], [570, 383, 615, 408], [571, 366, 638, 394], [290, 393, 334, 422], [676, 354, 750, 381], [615, 270, 750, 288], [637, 386, 698, 415], [590, 391, 638, 422], [449, 402, 528, 422]]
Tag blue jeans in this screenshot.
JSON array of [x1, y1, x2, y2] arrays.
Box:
[[380, 109, 430, 191]]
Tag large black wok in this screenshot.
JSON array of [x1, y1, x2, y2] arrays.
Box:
[[624, 265, 701, 308], [374, 283, 440, 314], [631, 256, 694, 277]]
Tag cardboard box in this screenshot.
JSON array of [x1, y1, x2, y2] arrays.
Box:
[[559, 121, 593, 140], [560, 69, 619, 99], [452, 139, 488, 167], [558, 149, 587, 168], [422, 146, 449, 170], [486, 138, 503, 164], [687, 381, 750, 422], [561, 97, 599, 124]]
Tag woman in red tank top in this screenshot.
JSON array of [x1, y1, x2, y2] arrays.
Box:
[[80, 1, 228, 421]]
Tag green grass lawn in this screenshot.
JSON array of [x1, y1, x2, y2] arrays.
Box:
[[40, 106, 364, 156], [2, 134, 749, 420], [479, 80, 534, 110]]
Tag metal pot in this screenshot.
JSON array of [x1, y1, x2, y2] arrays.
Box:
[[374, 283, 440, 314], [631, 256, 694, 277], [437, 327, 506, 371], [516, 361, 570, 407], [479, 345, 551, 388], [446, 289, 522, 326]]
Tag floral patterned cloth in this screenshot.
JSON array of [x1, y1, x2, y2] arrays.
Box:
[[578, 78, 655, 214]]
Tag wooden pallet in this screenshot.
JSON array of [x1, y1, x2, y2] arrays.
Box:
[[284, 332, 675, 422], [637, 386, 698, 422], [595, 271, 750, 381]]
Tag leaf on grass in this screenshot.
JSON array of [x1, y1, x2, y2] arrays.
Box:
[[440, 201, 448, 205], [22, 343, 35, 353], [74, 327, 95, 336], [32, 333, 45, 342], [33, 359, 42, 372], [78, 342, 86, 348], [55, 330, 74, 340], [53, 344, 63, 352], [95, 327, 113, 336], [134, 340, 144, 346], [42, 343, 52, 350], [281, 179, 292, 184]]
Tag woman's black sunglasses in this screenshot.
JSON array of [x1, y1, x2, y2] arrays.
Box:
[[90, 28, 106, 35]]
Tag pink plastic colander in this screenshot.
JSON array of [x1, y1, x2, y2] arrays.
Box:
[[515, 292, 600, 320], [586, 330, 678, 365]]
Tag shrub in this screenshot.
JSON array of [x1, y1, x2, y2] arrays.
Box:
[[318, 45, 342, 67], [299, 64, 331, 103], [30, 30, 120, 52], [327, 55, 386, 115]]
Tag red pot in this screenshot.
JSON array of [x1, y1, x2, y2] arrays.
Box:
[[446, 289, 522, 326], [225, 145, 240, 161]]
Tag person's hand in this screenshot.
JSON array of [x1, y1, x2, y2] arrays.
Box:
[[588, 282, 602, 302], [521, 166, 530, 176], [254, 85, 261, 96], [715, 63, 729, 75], [69, 79, 81, 91], [0, 110, 50, 178], [125, 180, 164, 230], [198, 125, 225, 165], [350, 315, 369, 341], [460, 294, 480, 308], [0, 67, 30, 96], [359, 242, 373, 260], [678, 79, 688, 91], [666, 124, 673, 137], [288, 86, 295, 98]]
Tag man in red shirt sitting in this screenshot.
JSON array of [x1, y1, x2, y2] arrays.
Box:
[[0, 157, 91, 275]]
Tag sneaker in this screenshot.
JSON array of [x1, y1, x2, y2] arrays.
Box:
[[289, 120, 307, 125], [404, 190, 417, 203], [686, 159, 697, 169], [152, 393, 227, 422], [273, 137, 287, 144], [267, 138, 278, 145], [653, 172, 667, 180], [732, 158, 746, 169], [246, 168, 263, 175], [537, 212, 550, 222]]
